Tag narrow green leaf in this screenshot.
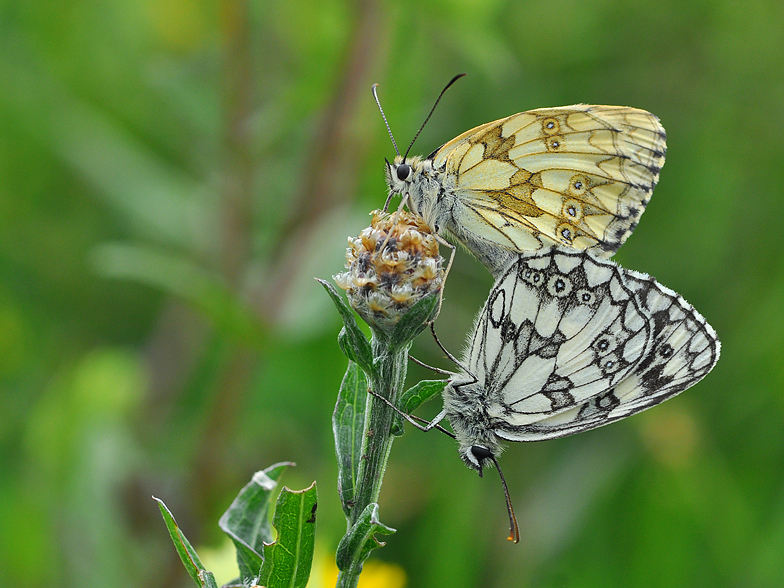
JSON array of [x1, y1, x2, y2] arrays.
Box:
[[387, 291, 440, 350], [257, 483, 318, 588], [335, 503, 395, 573], [337, 328, 372, 376], [399, 379, 448, 413], [333, 362, 368, 516], [317, 279, 373, 374], [391, 379, 448, 436], [154, 496, 212, 587], [218, 462, 293, 583]]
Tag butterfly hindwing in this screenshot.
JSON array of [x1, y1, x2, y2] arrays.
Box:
[[447, 247, 720, 444]]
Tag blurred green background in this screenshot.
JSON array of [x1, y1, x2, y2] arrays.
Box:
[[1, 0, 782, 586]]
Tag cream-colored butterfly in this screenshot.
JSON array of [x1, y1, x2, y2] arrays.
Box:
[[375, 75, 667, 278]]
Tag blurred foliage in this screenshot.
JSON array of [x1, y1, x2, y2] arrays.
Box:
[[1, 0, 783, 587]]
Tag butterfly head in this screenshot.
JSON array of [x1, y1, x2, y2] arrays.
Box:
[[465, 444, 495, 476], [384, 155, 433, 218], [385, 155, 420, 191]]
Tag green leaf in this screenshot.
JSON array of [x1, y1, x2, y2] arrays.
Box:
[[399, 379, 448, 414], [386, 291, 440, 350], [317, 279, 373, 375], [257, 483, 318, 588], [391, 379, 448, 436], [335, 503, 395, 574], [218, 462, 293, 583], [333, 362, 369, 516], [154, 496, 218, 588], [337, 328, 372, 376]]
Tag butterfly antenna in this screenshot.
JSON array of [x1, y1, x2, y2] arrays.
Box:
[[403, 73, 466, 161], [372, 84, 400, 158], [490, 454, 520, 544]]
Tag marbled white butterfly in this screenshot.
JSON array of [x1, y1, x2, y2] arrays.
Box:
[[376, 77, 666, 277], [434, 246, 719, 541]]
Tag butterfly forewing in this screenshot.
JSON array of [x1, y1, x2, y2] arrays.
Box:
[[448, 247, 719, 444]]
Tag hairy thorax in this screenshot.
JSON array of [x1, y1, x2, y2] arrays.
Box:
[[443, 377, 504, 470]]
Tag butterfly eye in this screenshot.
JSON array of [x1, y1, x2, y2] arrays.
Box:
[[396, 163, 411, 181], [471, 445, 493, 462]]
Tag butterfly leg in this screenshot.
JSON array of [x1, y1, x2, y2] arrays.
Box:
[[431, 233, 456, 320], [428, 323, 477, 381], [382, 190, 396, 212], [407, 411, 455, 438], [428, 323, 479, 387], [366, 387, 453, 436], [408, 354, 454, 376], [378, 196, 408, 251]]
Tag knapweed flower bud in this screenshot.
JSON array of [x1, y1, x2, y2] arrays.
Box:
[[334, 209, 444, 331]]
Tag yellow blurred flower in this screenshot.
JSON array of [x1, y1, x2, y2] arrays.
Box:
[[318, 556, 407, 588]]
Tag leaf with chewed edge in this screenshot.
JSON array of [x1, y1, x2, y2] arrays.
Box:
[[257, 483, 318, 588], [218, 462, 293, 583]]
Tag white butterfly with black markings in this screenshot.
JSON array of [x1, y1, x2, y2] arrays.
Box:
[[375, 75, 666, 278], [428, 246, 720, 541]]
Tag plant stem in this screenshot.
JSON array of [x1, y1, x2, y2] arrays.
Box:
[[351, 337, 407, 523], [336, 337, 409, 588]]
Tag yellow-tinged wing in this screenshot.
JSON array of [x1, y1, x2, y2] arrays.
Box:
[[432, 105, 666, 257]]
